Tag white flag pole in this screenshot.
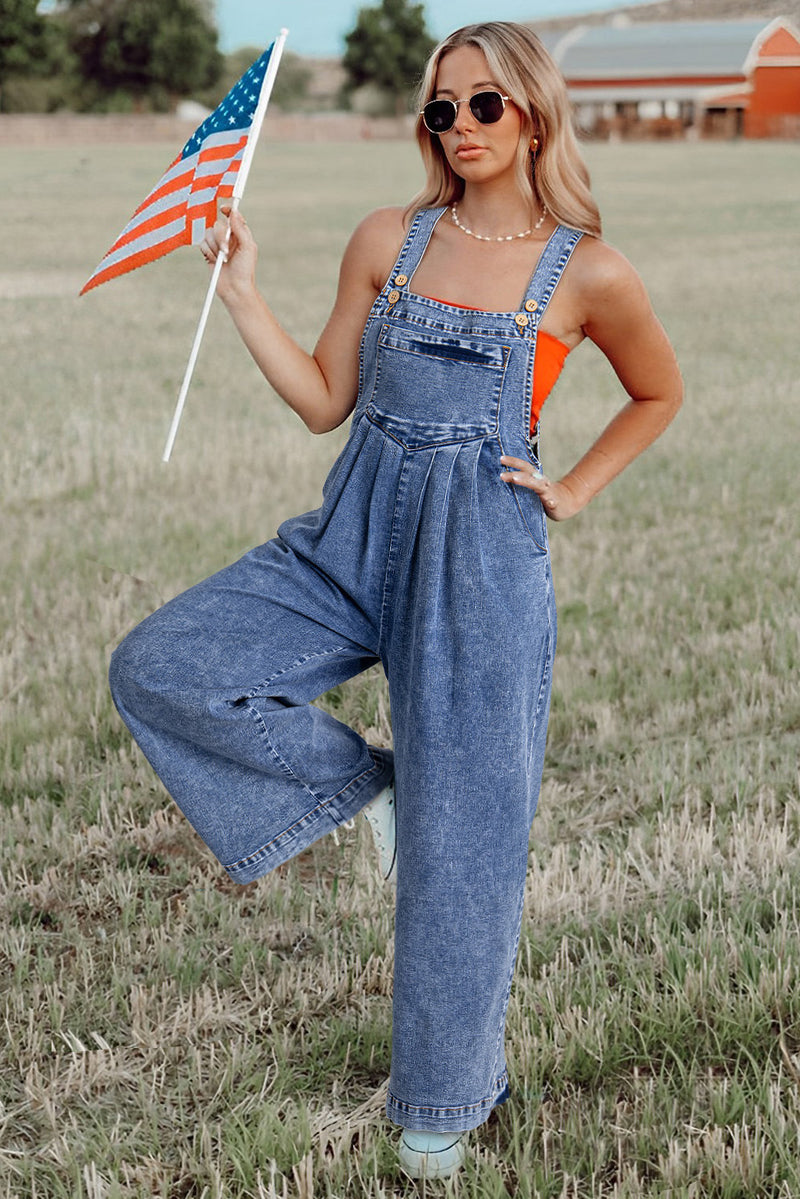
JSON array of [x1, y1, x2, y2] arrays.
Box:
[[162, 28, 289, 463], [232, 27, 289, 204]]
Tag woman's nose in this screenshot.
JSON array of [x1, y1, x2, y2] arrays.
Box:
[[453, 99, 474, 133]]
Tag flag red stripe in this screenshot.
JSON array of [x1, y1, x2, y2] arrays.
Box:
[[128, 156, 190, 215], [190, 173, 235, 194], [80, 229, 190, 295], [197, 138, 247, 163], [110, 198, 192, 252]]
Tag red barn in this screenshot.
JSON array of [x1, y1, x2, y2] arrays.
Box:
[[540, 17, 800, 138]]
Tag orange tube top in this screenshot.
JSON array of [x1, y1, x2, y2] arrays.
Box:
[[424, 296, 569, 434]]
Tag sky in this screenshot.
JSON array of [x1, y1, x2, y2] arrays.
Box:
[[214, 0, 658, 56]]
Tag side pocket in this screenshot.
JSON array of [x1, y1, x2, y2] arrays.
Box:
[[497, 431, 548, 554], [507, 483, 548, 554]]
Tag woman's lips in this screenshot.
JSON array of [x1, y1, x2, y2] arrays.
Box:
[[455, 145, 486, 159]]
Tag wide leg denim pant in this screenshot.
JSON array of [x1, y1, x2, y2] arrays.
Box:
[[110, 210, 583, 1132]]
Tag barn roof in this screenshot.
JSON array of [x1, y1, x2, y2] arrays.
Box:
[[542, 19, 772, 80]]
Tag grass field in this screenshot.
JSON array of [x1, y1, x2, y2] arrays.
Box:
[[1, 137, 799, 1197]]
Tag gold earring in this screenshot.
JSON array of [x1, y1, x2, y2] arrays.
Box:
[[530, 137, 539, 152]]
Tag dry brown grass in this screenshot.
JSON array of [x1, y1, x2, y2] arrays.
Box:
[[1, 138, 798, 1196]]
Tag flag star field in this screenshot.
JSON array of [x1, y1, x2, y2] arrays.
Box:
[[182, 57, 268, 157]]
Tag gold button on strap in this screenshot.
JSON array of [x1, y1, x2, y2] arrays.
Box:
[[387, 289, 400, 304], [524, 299, 539, 312], [514, 312, 529, 328], [394, 274, 408, 286]]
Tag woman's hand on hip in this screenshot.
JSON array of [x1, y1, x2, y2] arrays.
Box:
[[499, 456, 583, 521]]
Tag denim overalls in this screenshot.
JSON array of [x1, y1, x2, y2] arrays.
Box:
[[110, 207, 583, 1133]]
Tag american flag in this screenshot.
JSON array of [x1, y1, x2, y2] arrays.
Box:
[[81, 45, 274, 295]]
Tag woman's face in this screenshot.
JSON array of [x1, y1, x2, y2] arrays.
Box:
[[431, 45, 524, 188]]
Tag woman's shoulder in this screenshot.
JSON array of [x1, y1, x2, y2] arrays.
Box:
[[351, 206, 408, 247], [346, 207, 410, 291], [560, 232, 657, 341], [567, 233, 648, 309]]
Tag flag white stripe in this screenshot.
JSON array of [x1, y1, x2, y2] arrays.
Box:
[[135, 152, 198, 203], [194, 149, 245, 179], [90, 216, 187, 274], [198, 127, 250, 149], [111, 186, 195, 243], [186, 188, 223, 215], [187, 170, 240, 206], [180, 126, 250, 159]]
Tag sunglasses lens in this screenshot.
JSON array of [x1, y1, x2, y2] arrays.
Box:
[[469, 91, 505, 124], [423, 100, 456, 133], [422, 92, 506, 133]]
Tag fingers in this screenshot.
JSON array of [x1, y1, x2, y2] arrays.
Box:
[[499, 455, 561, 515], [219, 206, 252, 253], [200, 224, 225, 264], [199, 207, 252, 266], [226, 206, 249, 237], [499, 454, 545, 490]]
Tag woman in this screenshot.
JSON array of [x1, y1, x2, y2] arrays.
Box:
[[110, 22, 682, 1180]]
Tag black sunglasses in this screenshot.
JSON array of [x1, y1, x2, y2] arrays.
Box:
[[420, 90, 511, 135]]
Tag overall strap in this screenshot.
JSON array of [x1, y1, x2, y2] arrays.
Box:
[[385, 206, 446, 286], [522, 225, 584, 320]]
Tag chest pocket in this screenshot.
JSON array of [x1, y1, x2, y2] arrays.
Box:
[[366, 321, 510, 450]]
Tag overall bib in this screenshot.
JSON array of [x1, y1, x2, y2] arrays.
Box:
[[110, 208, 583, 1132]]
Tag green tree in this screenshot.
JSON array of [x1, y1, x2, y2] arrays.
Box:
[[0, 0, 66, 110], [343, 0, 434, 116], [65, 0, 222, 111]]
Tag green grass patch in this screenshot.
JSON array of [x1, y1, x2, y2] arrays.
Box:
[[0, 138, 798, 1195]]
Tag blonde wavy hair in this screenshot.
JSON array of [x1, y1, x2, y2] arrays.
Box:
[[406, 22, 601, 237]]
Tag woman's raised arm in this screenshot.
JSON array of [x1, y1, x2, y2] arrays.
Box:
[[202, 205, 406, 433]]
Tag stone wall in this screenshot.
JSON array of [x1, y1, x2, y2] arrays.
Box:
[[0, 112, 415, 146]]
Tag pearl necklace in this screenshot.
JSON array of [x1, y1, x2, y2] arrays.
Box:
[[451, 202, 548, 242]]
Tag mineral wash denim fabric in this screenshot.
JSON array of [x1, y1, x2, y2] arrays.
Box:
[[110, 208, 583, 1133]]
